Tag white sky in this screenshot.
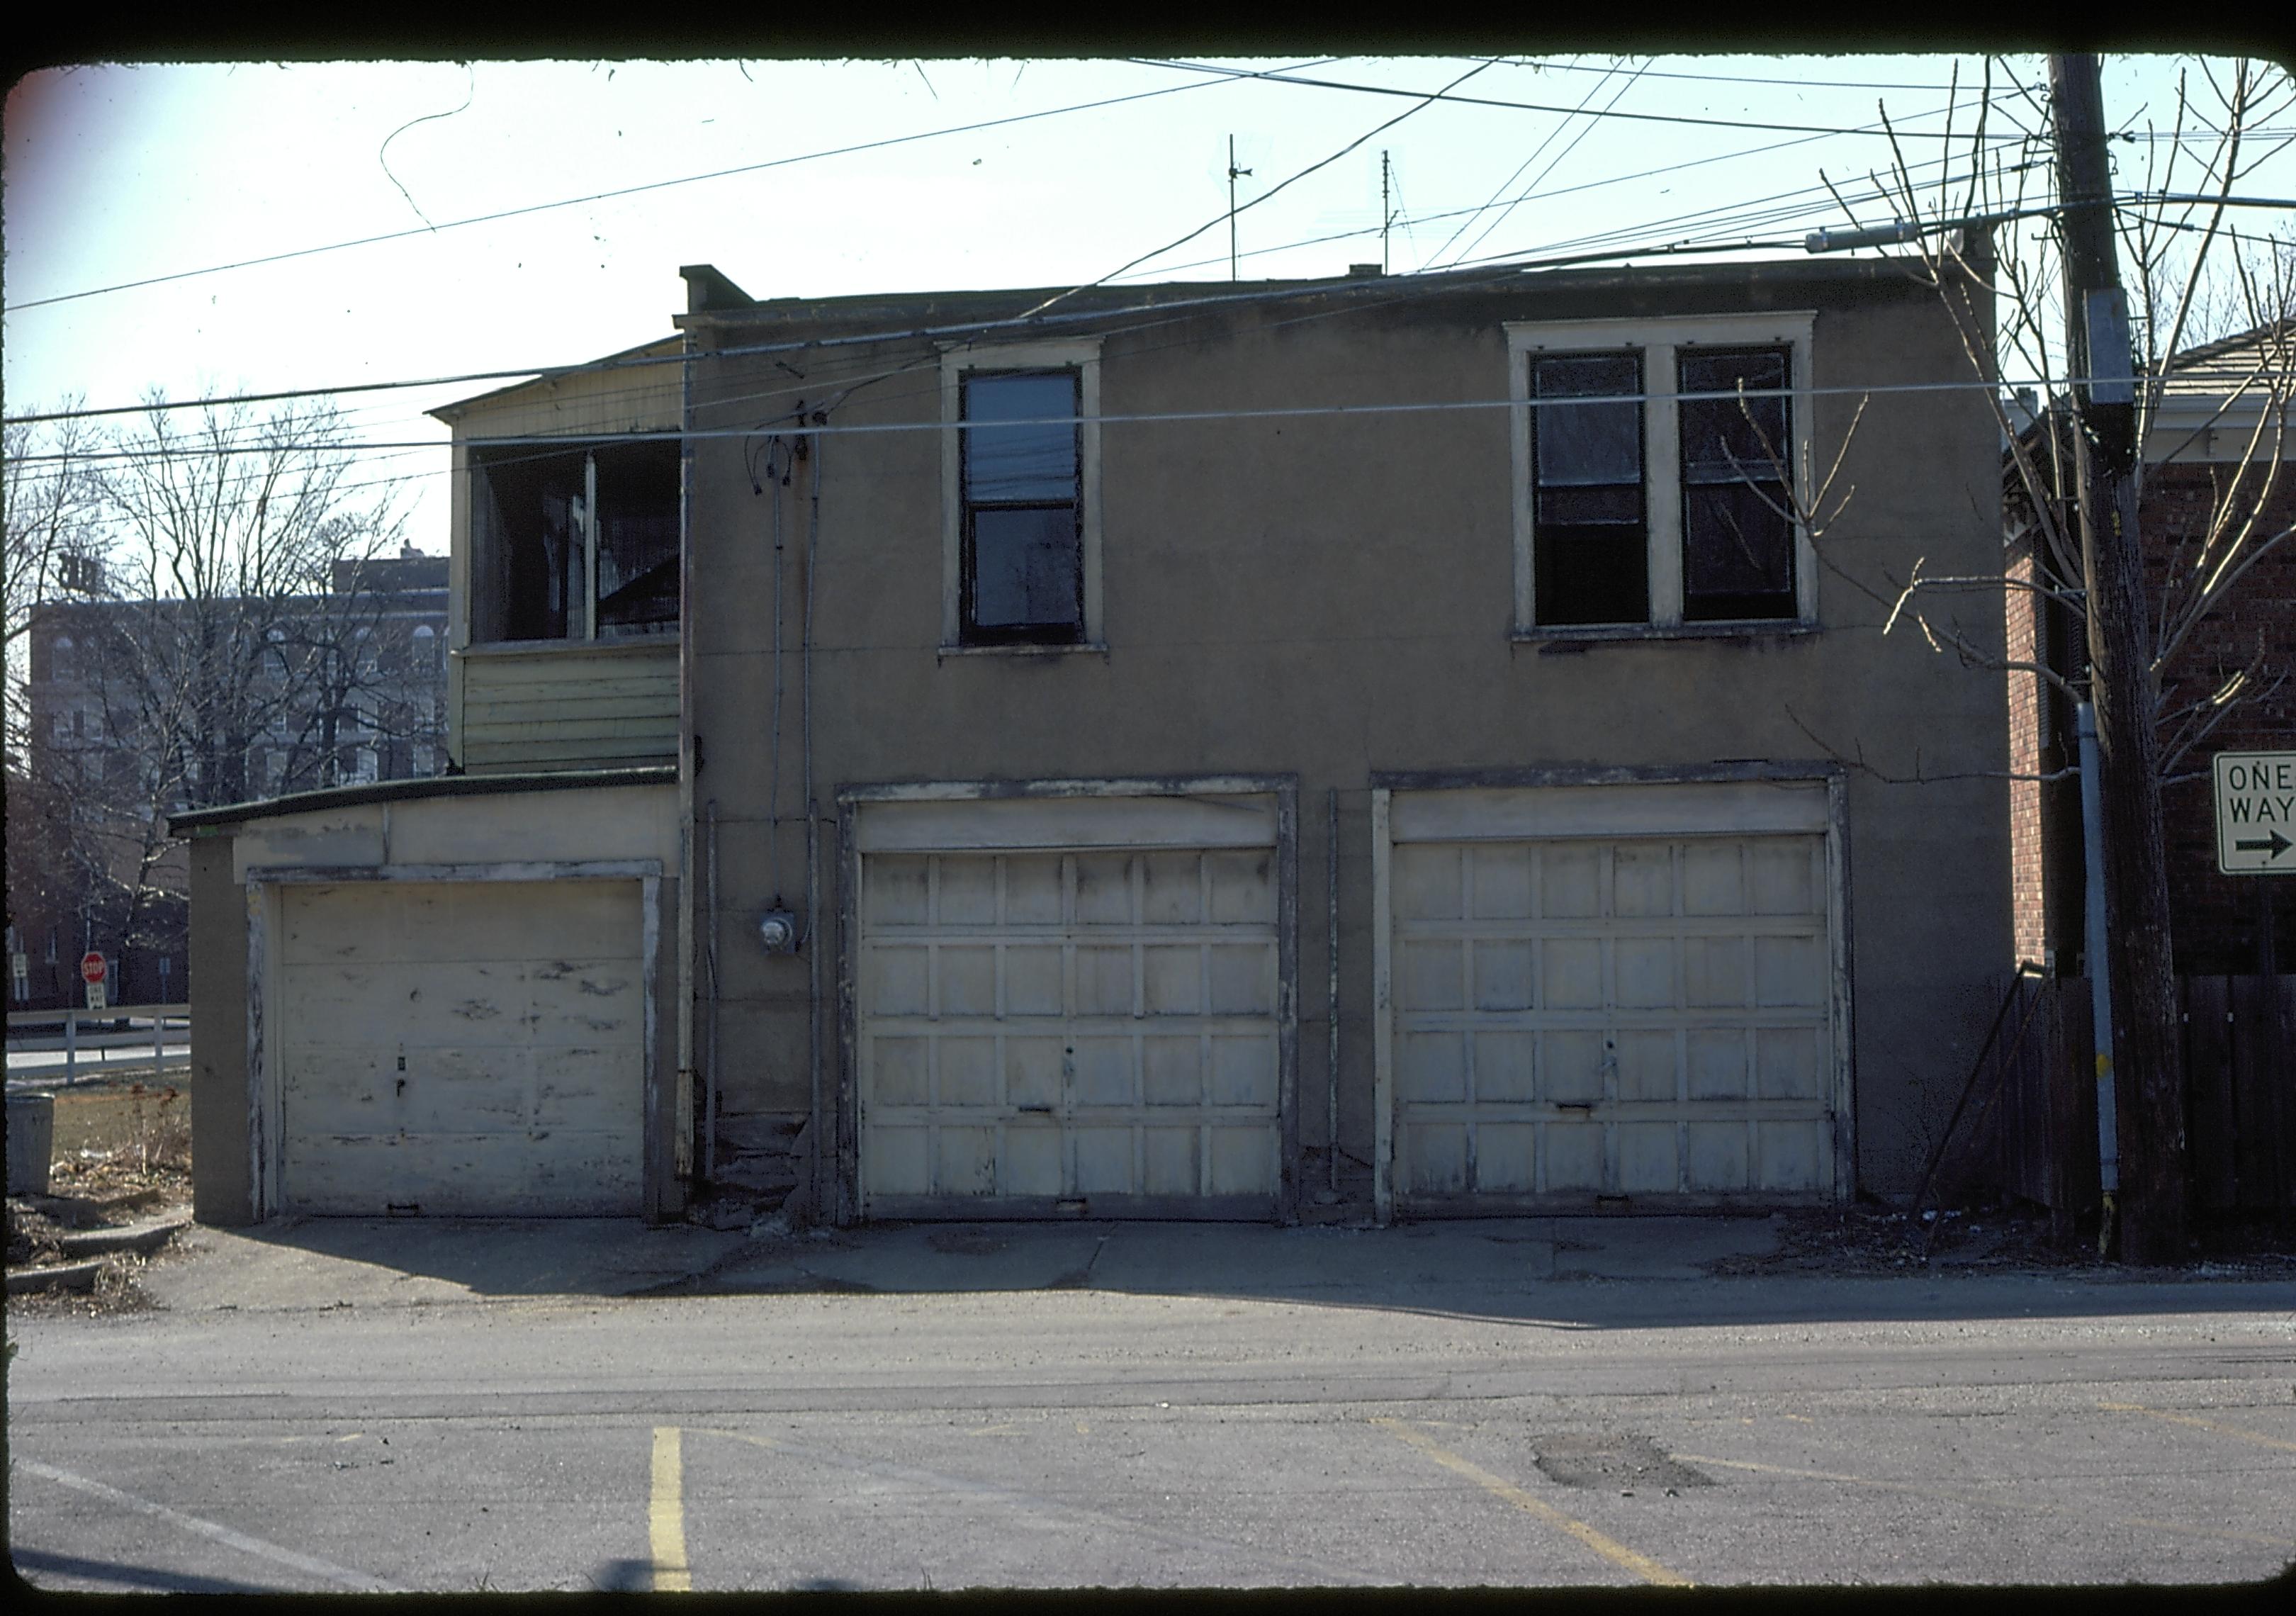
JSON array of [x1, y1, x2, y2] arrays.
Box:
[[6, 55, 2289, 551]]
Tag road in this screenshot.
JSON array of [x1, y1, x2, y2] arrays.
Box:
[[7, 1228, 2294, 1592]]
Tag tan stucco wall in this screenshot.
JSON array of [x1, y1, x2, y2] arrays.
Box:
[[680, 264, 2013, 1201]]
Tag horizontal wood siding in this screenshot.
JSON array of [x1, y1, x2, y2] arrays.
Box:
[[459, 643, 679, 774]]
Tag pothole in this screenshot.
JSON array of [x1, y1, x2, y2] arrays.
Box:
[[1532, 1432, 1711, 1491]]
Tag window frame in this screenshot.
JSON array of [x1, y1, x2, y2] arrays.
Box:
[[940, 339, 1103, 653], [467, 438, 683, 649], [1507, 312, 1818, 637]]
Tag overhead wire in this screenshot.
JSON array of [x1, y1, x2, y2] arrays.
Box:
[[7, 60, 1342, 315]]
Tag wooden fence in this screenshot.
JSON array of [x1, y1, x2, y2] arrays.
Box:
[[1937, 974, 2294, 1229]]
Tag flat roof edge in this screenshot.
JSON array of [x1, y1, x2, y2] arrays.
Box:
[[167, 765, 677, 836]]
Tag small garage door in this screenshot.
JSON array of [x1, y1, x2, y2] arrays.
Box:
[[275, 879, 646, 1216], [854, 792, 1290, 1219], [1380, 781, 1842, 1211]]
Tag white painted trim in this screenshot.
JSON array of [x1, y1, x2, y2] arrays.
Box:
[[855, 794, 1276, 853], [1370, 787, 1394, 1226], [941, 339, 1105, 649], [1506, 311, 1818, 633], [244, 859, 663, 885], [1388, 780, 1830, 843]]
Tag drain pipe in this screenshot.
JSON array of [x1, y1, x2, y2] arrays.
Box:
[[803, 418, 827, 1221], [1327, 787, 1341, 1199], [705, 799, 721, 1188], [2076, 700, 2120, 1254]]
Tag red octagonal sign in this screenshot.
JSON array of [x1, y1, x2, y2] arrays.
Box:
[[80, 950, 107, 984]]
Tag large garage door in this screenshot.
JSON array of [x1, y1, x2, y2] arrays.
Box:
[[275, 879, 646, 1216], [854, 792, 1290, 1219], [1379, 781, 1842, 1212]]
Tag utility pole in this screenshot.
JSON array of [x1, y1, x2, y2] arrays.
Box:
[[1381, 150, 1393, 276], [1228, 135, 1253, 282], [2049, 53, 2186, 1263]]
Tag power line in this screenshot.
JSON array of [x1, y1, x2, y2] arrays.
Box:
[[13, 190, 2285, 436], [6, 63, 1337, 315], [1122, 57, 2104, 142]]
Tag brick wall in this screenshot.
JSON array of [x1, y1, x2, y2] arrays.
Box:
[[2145, 459, 2296, 972]]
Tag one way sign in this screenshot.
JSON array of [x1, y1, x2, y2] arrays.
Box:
[[2214, 751, 2296, 875]]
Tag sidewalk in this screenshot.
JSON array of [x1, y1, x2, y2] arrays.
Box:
[[135, 1211, 2296, 1324]]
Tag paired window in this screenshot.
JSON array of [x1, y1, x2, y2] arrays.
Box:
[[471, 440, 680, 644], [942, 342, 1102, 649], [1511, 314, 1815, 633]]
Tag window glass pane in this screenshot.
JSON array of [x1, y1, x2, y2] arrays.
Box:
[[1534, 355, 1641, 488], [1679, 349, 1789, 485], [1683, 482, 1794, 600], [964, 373, 1079, 503], [971, 508, 1082, 631]]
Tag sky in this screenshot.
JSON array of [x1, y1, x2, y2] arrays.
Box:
[[5, 54, 2291, 552]]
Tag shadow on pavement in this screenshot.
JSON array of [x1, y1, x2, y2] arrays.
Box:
[[10, 1547, 278, 1595], [164, 1212, 2296, 1330]]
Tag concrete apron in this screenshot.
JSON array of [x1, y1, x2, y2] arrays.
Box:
[[140, 1216, 1786, 1314]]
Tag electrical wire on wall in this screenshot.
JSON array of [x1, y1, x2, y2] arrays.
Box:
[[802, 408, 828, 1216]]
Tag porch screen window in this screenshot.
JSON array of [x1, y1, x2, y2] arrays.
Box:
[[1531, 353, 1648, 626], [474, 439, 680, 643], [961, 370, 1083, 645], [1679, 347, 1795, 621]]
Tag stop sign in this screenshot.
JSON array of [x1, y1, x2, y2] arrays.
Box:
[[80, 950, 107, 985]]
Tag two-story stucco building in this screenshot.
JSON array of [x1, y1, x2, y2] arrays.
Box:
[[176, 251, 2014, 1228]]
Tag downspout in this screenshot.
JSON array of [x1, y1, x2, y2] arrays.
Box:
[[2076, 700, 2119, 1253], [803, 417, 828, 1221], [1327, 786, 1340, 1201], [675, 326, 700, 1206]]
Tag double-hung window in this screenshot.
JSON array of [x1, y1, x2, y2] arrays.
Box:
[[1509, 313, 1816, 634], [942, 340, 1103, 651]]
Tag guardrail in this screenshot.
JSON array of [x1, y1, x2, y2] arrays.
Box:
[[6, 1004, 191, 1088]]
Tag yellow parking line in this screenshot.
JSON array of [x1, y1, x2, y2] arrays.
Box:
[[650, 1425, 691, 1592], [1371, 1418, 1692, 1587], [2099, 1402, 2296, 1454], [1676, 1452, 2292, 1549]]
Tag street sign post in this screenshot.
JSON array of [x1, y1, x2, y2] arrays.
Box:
[[2214, 752, 2296, 876]]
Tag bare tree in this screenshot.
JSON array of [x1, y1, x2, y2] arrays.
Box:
[[38, 395, 414, 987]]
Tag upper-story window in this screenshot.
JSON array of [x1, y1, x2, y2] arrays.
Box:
[[470, 440, 680, 644], [1509, 313, 1816, 634], [942, 340, 1103, 651], [49, 634, 75, 681]]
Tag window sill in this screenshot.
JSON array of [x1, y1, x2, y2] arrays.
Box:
[[1512, 620, 1816, 649], [457, 635, 681, 659], [937, 641, 1109, 662]]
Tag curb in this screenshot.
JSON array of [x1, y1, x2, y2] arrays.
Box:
[[6, 1259, 105, 1294]]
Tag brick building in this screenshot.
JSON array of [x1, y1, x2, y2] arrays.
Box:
[[2005, 321, 2294, 977]]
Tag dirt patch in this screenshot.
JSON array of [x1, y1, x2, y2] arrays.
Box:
[[8, 1080, 193, 1315], [1704, 1201, 2296, 1279]]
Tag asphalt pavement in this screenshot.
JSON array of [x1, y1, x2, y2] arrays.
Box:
[[8, 1214, 2294, 1593]]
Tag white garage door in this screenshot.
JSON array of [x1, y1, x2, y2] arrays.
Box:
[[1380, 782, 1842, 1211], [275, 879, 646, 1215], [855, 793, 1288, 1219]]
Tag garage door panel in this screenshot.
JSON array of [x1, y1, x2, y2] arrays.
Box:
[[1474, 1031, 1537, 1101], [1076, 947, 1133, 1016], [937, 1037, 998, 1106], [857, 826, 1283, 1218], [937, 948, 996, 1016], [1210, 1033, 1278, 1108], [1686, 1122, 1750, 1191], [1756, 1027, 1823, 1099], [1006, 948, 1065, 1015], [282, 1130, 637, 1216], [1208, 1127, 1277, 1196], [1390, 816, 1835, 1210], [276, 880, 645, 1217], [1207, 851, 1276, 923], [1143, 946, 1201, 1014], [1207, 946, 1274, 1015], [1006, 1038, 1064, 1106]]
